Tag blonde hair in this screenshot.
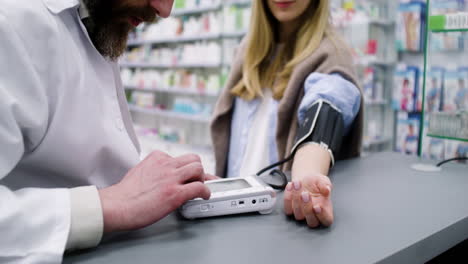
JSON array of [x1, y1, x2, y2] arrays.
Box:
[[231, 0, 334, 100]]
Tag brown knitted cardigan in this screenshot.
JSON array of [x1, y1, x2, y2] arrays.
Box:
[[210, 36, 364, 177]]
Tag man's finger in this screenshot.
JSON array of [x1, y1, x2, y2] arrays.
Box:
[[176, 162, 204, 183], [147, 150, 172, 162], [171, 154, 202, 168], [204, 174, 221, 181], [181, 182, 211, 201]]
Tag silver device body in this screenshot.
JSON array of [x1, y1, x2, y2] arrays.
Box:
[[179, 176, 277, 219]]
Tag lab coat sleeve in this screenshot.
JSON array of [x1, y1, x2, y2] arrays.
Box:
[[0, 12, 70, 264], [66, 186, 104, 250]]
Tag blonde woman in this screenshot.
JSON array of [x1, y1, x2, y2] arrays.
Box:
[[211, 0, 363, 227]]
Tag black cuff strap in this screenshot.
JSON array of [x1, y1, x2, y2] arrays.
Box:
[[291, 99, 345, 166]]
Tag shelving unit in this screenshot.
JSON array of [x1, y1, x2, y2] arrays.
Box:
[[125, 85, 219, 97], [120, 62, 222, 69], [418, 1, 468, 161], [124, 0, 443, 160], [122, 0, 250, 155], [332, 0, 398, 153], [171, 4, 222, 17], [128, 104, 211, 123], [127, 33, 222, 46]]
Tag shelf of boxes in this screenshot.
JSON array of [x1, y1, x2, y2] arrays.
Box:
[[124, 1, 252, 149], [136, 126, 215, 173], [363, 137, 392, 148], [120, 62, 222, 69], [125, 85, 219, 97], [171, 4, 222, 17], [429, 12, 468, 32], [127, 33, 223, 46], [393, 0, 468, 161], [225, 0, 251, 6], [332, 0, 398, 152], [127, 32, 247, 47], [128, 104, 211, 123], [127, 0, 403, 154], [365, 99, 388, 106]]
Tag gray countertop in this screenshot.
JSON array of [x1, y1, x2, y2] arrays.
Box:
[[65, 152, 468, 264]]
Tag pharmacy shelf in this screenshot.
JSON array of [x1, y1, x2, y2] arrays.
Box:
[[365, 99, 387, 106], [369, 19, 395, 26], [363, 137, 392, 148], [335, 19, 394, 29], [356, 57, 396, 67], [427, 134, 468, 142], [125, 85, 219, 97], [171, 4, 222, 16], [120, 62, 222, 69], [137, 133, 215, 173], [225, 0, 251, 6], [223, 31, 247, 38], [429, 13, 468, 32], [127, 31, 247, 46], [127, 33, 222, 46], [129, 104, 211, 123]]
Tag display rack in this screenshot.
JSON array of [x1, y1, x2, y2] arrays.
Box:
[[333, 0, 398, 153], [122, 0, 251, 157], [123, 0, 410, 160], [418, 0, 468, 162]]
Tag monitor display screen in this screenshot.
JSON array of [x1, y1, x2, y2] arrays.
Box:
[[206, 179, 251, 193]]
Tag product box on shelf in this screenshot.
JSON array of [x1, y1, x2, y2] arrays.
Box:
[[173, 0, 221, 10], [395, 111, 421, 155], [363, 67, 375, 101], [130, 91, 156, 108], [393, 65, 420, 112], [444, 140, 468, 163], [396, 1, 426, 52], [455, 66, 468, 111], [417, 67, 445, 112], [421, 118, 446, 160], [443, 68, 466, 111]]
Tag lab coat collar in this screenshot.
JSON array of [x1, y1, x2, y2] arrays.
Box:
[[42, 0, 80, 14], [79, 0, 90, 19]]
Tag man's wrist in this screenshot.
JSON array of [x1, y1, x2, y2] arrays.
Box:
[[98, 185, 124, 234]]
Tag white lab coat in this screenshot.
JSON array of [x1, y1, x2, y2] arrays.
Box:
[[0, 0, 140, 263]]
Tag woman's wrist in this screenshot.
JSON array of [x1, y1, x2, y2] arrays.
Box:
[[292, 143, 331, 181]]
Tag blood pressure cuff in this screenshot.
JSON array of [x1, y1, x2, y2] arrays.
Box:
[[290, 99, 345, 166]]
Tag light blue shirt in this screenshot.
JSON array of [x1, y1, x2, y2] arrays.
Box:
[[226, 73, 361, 178]]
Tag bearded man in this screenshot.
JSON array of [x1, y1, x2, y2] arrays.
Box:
[[0, 1, 213, 263]]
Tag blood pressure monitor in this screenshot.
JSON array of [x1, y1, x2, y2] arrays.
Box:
[[179, 176, 277, 219]]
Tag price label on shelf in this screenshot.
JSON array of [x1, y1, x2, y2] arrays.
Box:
[[445, 13, 468, 30]]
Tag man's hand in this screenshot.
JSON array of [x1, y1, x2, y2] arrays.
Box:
[[98, 150, 211, 233], [283, 173, 333, 228]]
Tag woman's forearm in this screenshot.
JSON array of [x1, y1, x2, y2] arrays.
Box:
[[291, 143, 331, 181]]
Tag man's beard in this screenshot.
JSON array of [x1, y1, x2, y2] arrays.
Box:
[[82, 0, 156, 60]]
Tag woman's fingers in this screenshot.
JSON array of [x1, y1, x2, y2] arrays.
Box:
[[317, 180, 332, 197], [301, 192, 320, 228], [291, 181, 305, 220], [283, 182, 294, 215], [311, 195, 334, 227], [283, 179, 334, 227]]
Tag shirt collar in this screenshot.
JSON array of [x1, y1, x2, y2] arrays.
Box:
[[78, 0, 90, 19], [42, 0, 80, 14]]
